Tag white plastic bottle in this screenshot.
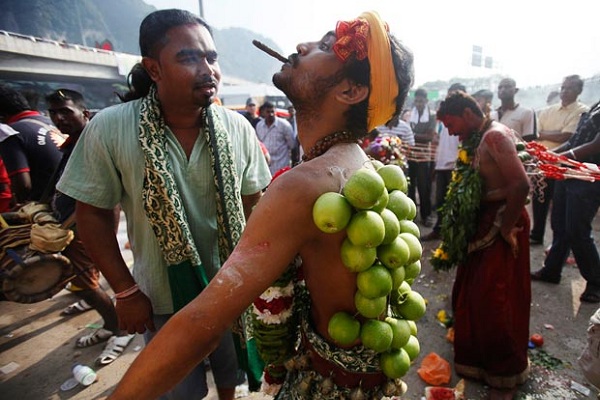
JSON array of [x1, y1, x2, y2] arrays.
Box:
[[72, 364, 97, 386]]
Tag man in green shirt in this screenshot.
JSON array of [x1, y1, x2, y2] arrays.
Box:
[[57, 9, 271, 400]]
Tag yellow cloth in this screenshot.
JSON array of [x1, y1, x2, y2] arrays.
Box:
[[537, 101, 589, 149], [17, 202, 53, 223], [29, 223, 74, 253], [360, 11, 398, 132]]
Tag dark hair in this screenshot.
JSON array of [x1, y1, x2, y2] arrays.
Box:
[[117, 63, 155, 102], [20, 88, 40, 110], [448, 82, 466, 92], [118, 9, 213, 102], [45, 89, 86, 110], [437, 91, 483, 119], [140, 9, 211, 58], [342, 33, 414, 139], [563, 74, 584, 93], [262, 101, 275, 109], [0, 84, 31, 117], [472, 89, 494, 101], [414, 88, 428, 98]]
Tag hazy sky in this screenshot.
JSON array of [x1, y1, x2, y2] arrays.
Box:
[[144, 0, 599, 88]]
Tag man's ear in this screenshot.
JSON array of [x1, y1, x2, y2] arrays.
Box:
[[141, 57, 160, 82], [82, 109, 91, 120], [463, 107, 475, 120], [335, 80, 369, 105]]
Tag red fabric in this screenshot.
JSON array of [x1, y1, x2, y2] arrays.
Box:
[[0, 157, 11, 212], [7, 167, 29, 177], [5, 110, 41, 124], [333, 18, 369, 61], [0, 157, 10, 186], [253, 295, 293, 315], [271, 166, 291, 182], [452, 202, 531, 384]]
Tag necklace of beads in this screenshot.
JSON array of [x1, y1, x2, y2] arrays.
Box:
[[302, 131, 357, 162]]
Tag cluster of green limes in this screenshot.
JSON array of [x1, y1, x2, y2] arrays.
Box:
[[312, 161, 426, 380]]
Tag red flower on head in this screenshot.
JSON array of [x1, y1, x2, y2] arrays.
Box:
[[333, 18, 369, 62]]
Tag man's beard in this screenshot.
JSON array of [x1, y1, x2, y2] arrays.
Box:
[[274, 69, 343, 114]]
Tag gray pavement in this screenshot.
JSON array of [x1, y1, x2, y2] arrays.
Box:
[[1, 210, 599, 399]]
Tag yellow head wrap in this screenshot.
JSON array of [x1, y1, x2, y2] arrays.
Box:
[[334, 11, 399, 132]]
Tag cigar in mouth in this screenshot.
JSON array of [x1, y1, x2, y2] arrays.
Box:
[[252, 40, 289, 63]]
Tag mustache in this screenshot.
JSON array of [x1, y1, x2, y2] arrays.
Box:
[[194, 77, 218, 88], [288, 53, 299, 67]]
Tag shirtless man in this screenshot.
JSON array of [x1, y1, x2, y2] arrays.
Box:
[[437, 91, 530, 400], [103, 11, 414, 400]]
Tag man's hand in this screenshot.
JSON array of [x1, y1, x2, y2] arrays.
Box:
[[501, 226, 522, 258], [115, 291, 156, 334]]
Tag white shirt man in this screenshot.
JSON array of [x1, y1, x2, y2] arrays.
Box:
[[255, 102, 295, 175], [490, 78, 536, 141]]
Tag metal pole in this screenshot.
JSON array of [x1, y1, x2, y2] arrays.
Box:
[[198, 0, 204, 18]]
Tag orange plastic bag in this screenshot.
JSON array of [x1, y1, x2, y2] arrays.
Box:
[[417, 352, 451, 385]]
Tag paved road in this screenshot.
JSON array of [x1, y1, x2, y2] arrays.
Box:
[[1, 210, 599, 399]]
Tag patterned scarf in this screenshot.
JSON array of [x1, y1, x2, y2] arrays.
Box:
[[138, 85, 245, 310]]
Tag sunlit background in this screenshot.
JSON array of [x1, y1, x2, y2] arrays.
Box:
[[146, 0, 600, 88]]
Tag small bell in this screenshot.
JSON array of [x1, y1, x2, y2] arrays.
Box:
[[382, 380, 397, 396], [296, 354, 311, 370], [298, 372, 314, 396], [319, 375, 334, 395], [393, 379, 408, 396], [283, 357, 296, 371], [349, 386, 366, 400]]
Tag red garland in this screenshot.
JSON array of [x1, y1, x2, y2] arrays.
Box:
[[253, 296, 294, 315], [525, 142, 600, 181], [333, 18, 369, 62]]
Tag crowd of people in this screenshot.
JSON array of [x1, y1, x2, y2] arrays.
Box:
[[0, 7, 599, 400]]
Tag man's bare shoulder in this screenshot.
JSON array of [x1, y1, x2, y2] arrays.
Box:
[[266, 144, 370, 203], [482, 122, 518, 147], [270, 161, 349, 197]]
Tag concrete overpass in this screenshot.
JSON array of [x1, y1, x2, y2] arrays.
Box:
[[0, 29, 288, 110], [0, 30, 140, 85]]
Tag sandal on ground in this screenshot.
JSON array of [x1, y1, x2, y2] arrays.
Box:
[[96, 334, 135, 365], [61, 299, 93, 316], [76, 328, 114, 348], [580, 292, 600, 303]]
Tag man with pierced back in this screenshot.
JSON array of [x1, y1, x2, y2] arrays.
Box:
[[437, 92, 531, 400], [102, 10, 414, 400]]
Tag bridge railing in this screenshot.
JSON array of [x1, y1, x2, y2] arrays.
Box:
[[0, 30, 118, 56]]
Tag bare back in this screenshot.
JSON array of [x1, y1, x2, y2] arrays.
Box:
[[295, 144, 373, 341], [476, 122, 526, 202], [224, 142, 373, 345]]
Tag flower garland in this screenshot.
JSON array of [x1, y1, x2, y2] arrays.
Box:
[[251, 256, 307, 395], [360, 133, 406, 167], [430, 119, 491, 271]]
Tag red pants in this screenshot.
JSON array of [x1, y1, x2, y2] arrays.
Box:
[[452, 202, 531, 388]]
